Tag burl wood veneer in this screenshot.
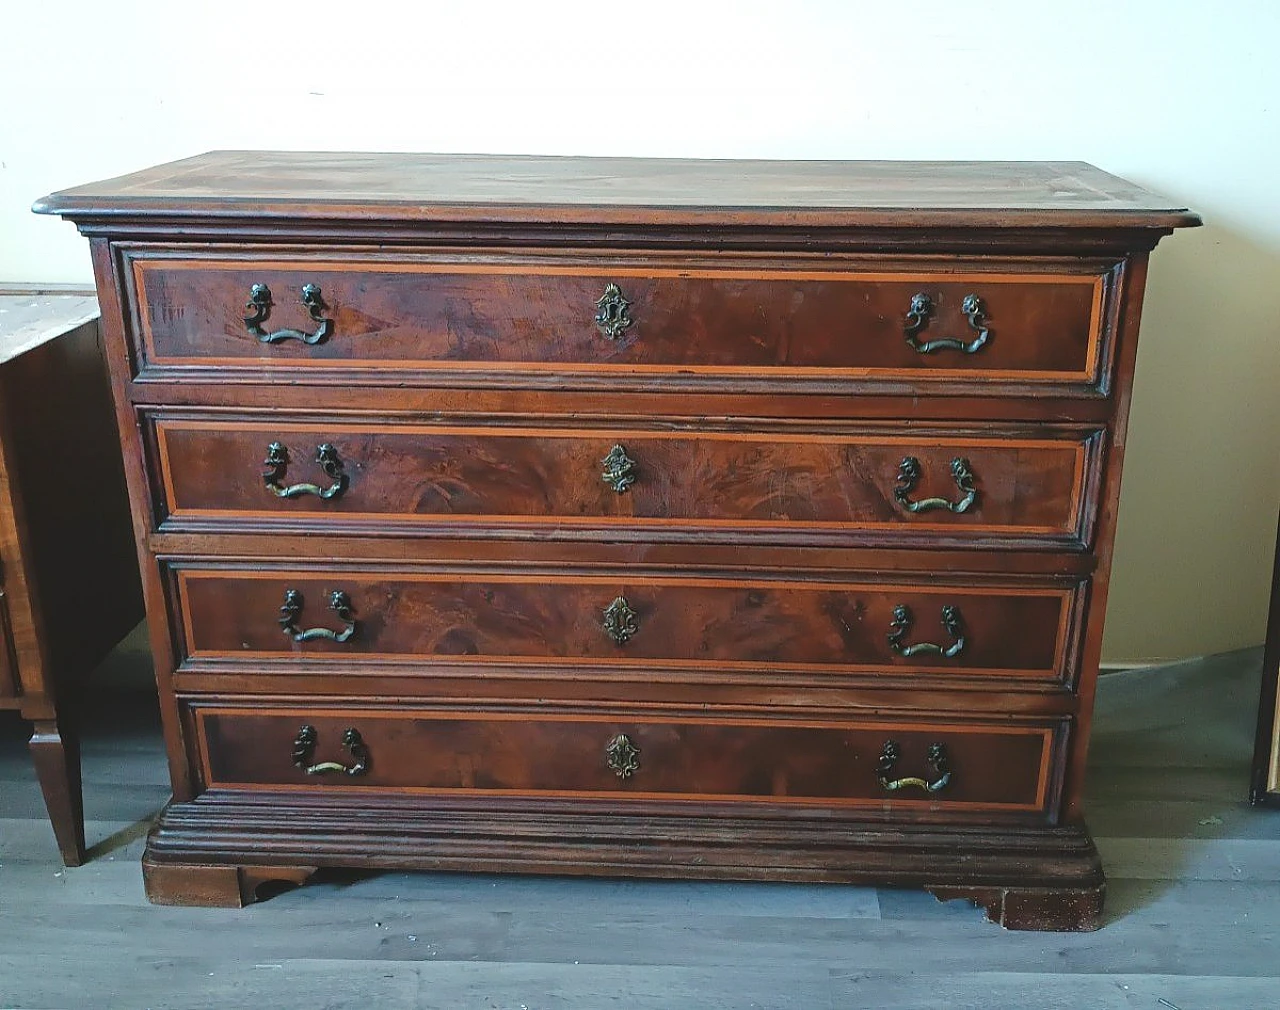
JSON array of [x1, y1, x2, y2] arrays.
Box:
[[35, 153, 1198, 928]]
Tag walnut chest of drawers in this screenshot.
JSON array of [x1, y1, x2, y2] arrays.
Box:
[[35, 153, 1197, 929]]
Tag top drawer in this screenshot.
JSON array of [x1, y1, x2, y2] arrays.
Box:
[[124, 251, 1119, 396]]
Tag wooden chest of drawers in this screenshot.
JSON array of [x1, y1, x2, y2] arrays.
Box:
[[36, 153, 1197, 929]]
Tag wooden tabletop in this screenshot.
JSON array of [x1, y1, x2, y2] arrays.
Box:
[[33, 151, 1199, 230], [0, 292, 98, 365]]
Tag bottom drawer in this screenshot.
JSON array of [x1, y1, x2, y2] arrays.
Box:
[[190, 704, 1064, 815]]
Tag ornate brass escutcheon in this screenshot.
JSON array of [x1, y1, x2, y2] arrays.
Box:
[[894, 456, 978, 514], [605, 733, 641, 779], [877, 740, 951, 793], [292, 724, 370, 776], [602, 595, 639, 645], [244, 282, 334, 345], [887, 604, 965, 658], [601, 444, 637, 493], [279, 589, 358, 643], [594, 282, 633, 340], [262, 442, 348, 499], [903, 292, 989, 354]]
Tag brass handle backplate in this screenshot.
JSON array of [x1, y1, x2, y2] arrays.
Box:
[[292, 725, 370, 776], [605, 733, 641, 779], [244, 283, 334, 345], [279, 589, 357, 643], [903, 292, 989, 354], [601, 444, 637, 493], [888, 604, 965, 658], [602, 595, 638, 645], [263, 442, 347, 499], [877, 740, 951, 793], [594, 283, 634, 340], [894, 456, 978, 514]]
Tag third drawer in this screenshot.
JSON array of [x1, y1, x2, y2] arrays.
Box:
[[172, 566, 1088, 687]]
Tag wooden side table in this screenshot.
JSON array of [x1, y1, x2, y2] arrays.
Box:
[[0, 290, 144, 864], [1251, 512, 1280, 807]]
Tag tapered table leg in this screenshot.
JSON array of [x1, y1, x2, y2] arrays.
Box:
[[29, 717, 85, 866]]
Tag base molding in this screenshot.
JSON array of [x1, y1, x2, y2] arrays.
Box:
[[142, 790, 1105, 929]]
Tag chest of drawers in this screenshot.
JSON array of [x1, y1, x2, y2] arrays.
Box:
[[36, 153, 1197, 929]]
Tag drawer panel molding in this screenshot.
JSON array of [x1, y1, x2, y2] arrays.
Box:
[[189, 702, 1065, 816], [123, 249, 1120, 396], [151, 415, 1105, 550], [172, 565, 1086, 685]]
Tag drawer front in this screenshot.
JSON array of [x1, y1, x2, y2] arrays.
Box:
[[154, 418, 1101, 549], [191, 703, 1063, 814], [128, 253, 1113, 392], [175, 568, 1082, 683]]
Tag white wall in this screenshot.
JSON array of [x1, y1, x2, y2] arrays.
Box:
[[2, 0, 1277, 663]]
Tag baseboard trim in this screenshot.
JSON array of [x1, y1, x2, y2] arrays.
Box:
[[1100, 645, 1264, 674], [1099, 660, 1180, 674]]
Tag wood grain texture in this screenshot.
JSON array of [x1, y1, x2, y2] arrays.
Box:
[[153, 417, 1099, 549], [118, 247, 1126, 398], [33, 153, 1196, 928], [174, 567, 1077, 681], [33, 152, 1200, 229], [27, 718, 85, 864], [132, 255, 1104, 377], [189, 704, 1059, 812]]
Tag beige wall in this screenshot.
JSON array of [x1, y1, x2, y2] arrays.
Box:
[[2, 1, 1277, 663]]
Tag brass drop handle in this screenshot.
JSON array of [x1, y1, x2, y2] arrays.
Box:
[[279, 589, 357, 643], [605, 733, 641, 779], [292, 725, 370, 776], [594, 282, 634, 340], [877, 740, 951, 793], [263, 442, 347, 500], [602, 595, 639, 645], [601, 444, 637, 493], [888, 604, 965, 658], [244, 282, 334, 345], [894, 456, 978, 514], [903, 292, 989, 354]]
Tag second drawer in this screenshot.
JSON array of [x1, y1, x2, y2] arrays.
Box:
[[152, 417, 1104, 550], [174, 567, 1085, 684]]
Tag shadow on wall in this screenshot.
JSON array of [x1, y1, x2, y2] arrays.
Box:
[[1103, 213, 1280, 665]]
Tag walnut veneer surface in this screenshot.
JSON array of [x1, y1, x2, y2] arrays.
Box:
[[35, 152, 1198, 928]]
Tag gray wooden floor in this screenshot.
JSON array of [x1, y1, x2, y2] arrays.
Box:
[[1, 629, 1276, 1009]]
